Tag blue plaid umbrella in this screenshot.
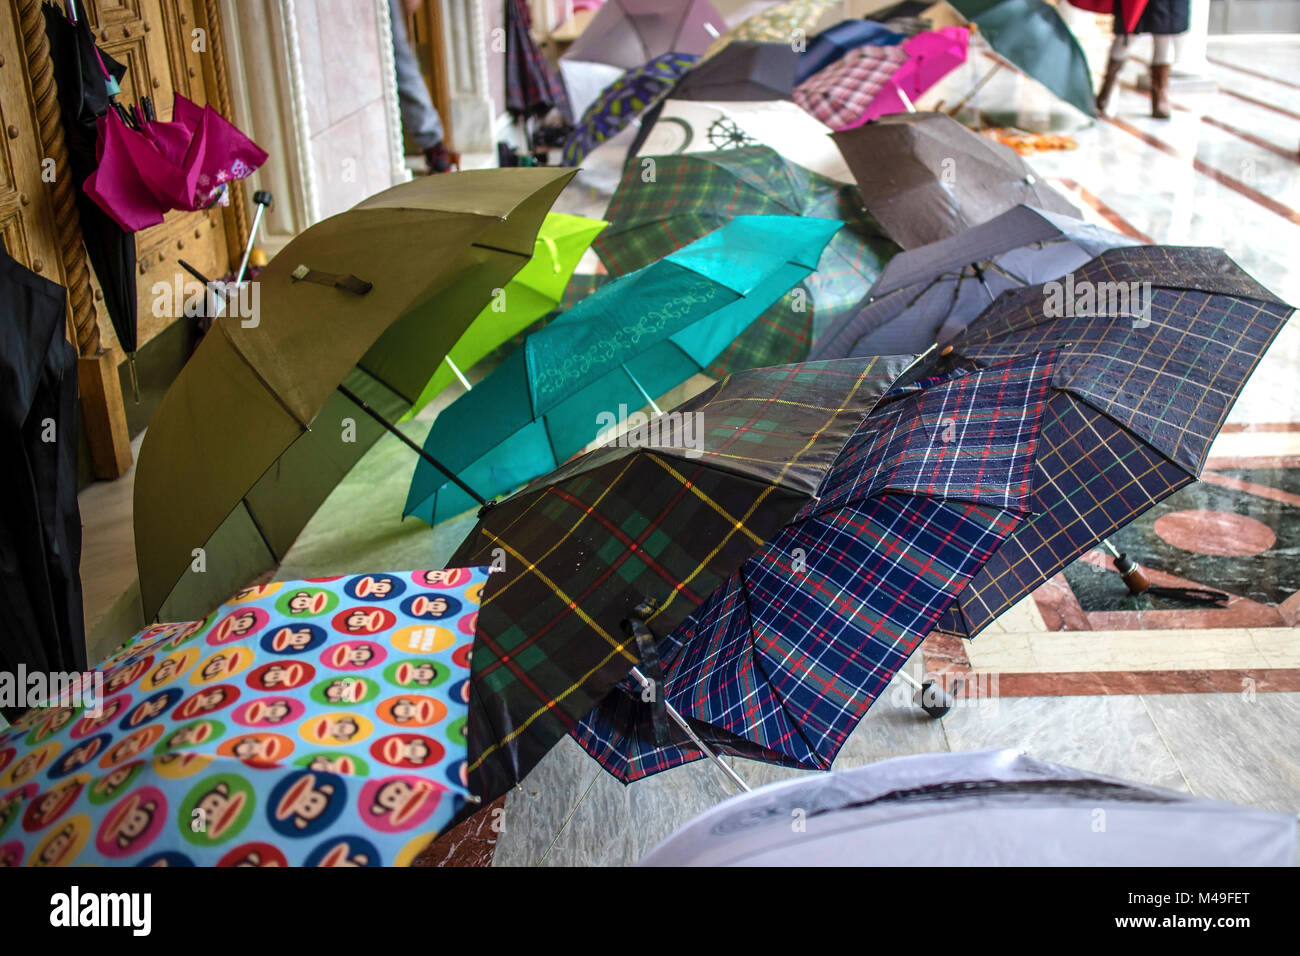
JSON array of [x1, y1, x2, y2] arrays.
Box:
[[562, 52, 698, 166], [573, 352, 1055, 780]]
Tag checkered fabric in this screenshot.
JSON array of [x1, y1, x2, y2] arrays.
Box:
[[562, 53, 699, 167], [793, 45, 910, 130], [573, 353, 1055, 781], [594, 146, 898, 373], [506, 0, 571, 121], [452, 356, 913, 803], [934, 245, 1294, 638]]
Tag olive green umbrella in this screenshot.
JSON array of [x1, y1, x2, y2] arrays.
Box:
[[133, 167, 575, 622]]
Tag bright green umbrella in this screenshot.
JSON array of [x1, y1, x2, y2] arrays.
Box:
[[401, 212, 607, 419], [404, 214, 845, 526]]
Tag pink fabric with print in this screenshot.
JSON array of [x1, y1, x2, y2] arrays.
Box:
[[852, 26, 970, 126], [85, 94, 267, 232]]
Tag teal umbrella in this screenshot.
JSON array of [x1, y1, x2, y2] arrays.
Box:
[[949, 0, 1096, 118], [404, 214, 844, 525]]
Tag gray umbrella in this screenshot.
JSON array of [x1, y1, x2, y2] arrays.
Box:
[[640, 749, 1298, 866], [809, 205, 1136, 359]]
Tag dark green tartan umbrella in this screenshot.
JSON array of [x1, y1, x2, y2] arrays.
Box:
[[450, 354, 911, 804], [593, 146, 899, 373]]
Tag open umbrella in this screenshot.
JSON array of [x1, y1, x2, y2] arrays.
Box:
[[831, 111, 1080, 250], [596, 146, 898, 370], [404, 214, 845, 525], [573, 353, 1054, 780], [133, 167, 574, 623], [948, 0, 1097, 118], [448, 354, 912, 804], [401, 212, 607, 418], [705, 0, 839, 59], [796, 19, 905, 83], [640, 750, 1299, 865], [0, 568, 486, 866], [42, 3, 138, 369], [793, 43, 911, 130], [562, 53, 699, 167], [809, 204, 1136, 359], [926, 246, 1294, 640]]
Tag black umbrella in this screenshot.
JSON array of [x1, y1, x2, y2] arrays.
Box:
[[505, 0, 571, 123], [43, 2, 140, 393], [673, 41, 798, 101], [0, 243, 86, 719]]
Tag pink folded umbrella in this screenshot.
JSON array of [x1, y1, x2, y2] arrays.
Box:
[[85, 94, 267, 233]]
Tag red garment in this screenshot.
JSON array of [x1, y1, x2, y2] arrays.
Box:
[[1066, 0, 1149, 34]]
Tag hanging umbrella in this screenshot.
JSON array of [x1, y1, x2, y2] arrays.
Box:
[[796, 19, 905, 83], [948, 0, 1097, 118], [595, 146, 898, 370], [573, 353, 1054, 780], [562, 53, 699, 167], [831, 111, 1080, 250], [924, 246, 1294, 640], [0, 245, 85, 709], [561, 0, 725, 119], [84, 94, 268, 233], [0, 569, 486, 866], [133, 167, 575, 623], [705, 0, 839, 59], [640, 750, 1299, 865], [448, 354, 912, 804], [506, 0, 572, 122], [41, 4, 138, 371], [809, 204, 1136, 359], [400, 213, 607, 418], [404, 214, 845, 525]]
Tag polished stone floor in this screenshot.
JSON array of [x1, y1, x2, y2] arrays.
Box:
[[76, 33, 1300, 865]]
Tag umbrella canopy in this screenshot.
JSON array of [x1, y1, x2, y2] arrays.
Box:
[[674, 41, 799, 100], [794, 43, 911, 130], [809, 204, 1136, 359], [929, 246, 1294, 640], [706, 0, 839, 58], [404, 215, 845, 525], [562, 53, 699, 167], [133, 167, 575, 622], [640, 750, 1299, 865], [449, 354, 912, 804], [595, 146, 898, 370], [42, 4, 137, 357], [796, 19, 905, 83], [949, 0, 1097, 118], [573, 353, 1054, 780], [506, 0, 572, 121], [0, 569, 487, 866], [402, 213, 607, 418], [831, 111, 1080, 249]]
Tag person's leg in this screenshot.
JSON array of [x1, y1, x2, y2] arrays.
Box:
[[1150, 34, 1174, 119], [1096, 33, 1129, 114], [388, 0, 457, 170]]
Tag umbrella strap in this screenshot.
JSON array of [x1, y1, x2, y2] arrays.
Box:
[[1142, 585, 1230, 608], [290, 265, 373, 296]]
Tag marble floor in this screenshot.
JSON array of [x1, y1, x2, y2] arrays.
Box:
[[75, 34, 1300, 865]]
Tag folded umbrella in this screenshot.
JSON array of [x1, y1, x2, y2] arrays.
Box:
[[573, 353, 1054, 780], [448, 354, 912, 804], [404, 215, 845, 525], [596, 146, 898, 370], [796, 19, 905, 83], [506, 0, 572, 121], [809, 204, 1136, 359], [925, 246, 1294, 640], [133, 168, 575, 622], [0, 569, 487, 866], [562, 53, 699, 166], [831, 111, 1080, 249]]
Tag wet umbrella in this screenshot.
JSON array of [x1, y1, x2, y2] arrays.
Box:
[[796, 19, 905, 83], [0, 569, 487, 866], [133, 167, 574, 623], [949, 0, 1097, 118], [924, 246, 1294, 640], [42, 3, 138, 370], [595, 146, 898, 371], [831, 111, 1080, 250], [562, 53, 699, 167], [404, 215, 845, 525], [573, 353, 1054, 780], [809, 204, 1136, 359], [449, 354, 912, 804], [640, 750, 1299, 865]]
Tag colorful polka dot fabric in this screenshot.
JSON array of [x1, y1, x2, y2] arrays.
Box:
[[0, 568, 488, 867]]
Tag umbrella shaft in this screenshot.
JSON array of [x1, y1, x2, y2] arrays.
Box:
[[630, 666, 751, 794], [623, 364, 663, 417]]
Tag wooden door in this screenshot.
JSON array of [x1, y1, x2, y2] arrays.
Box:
[[79, 0, 235, 350], [405, 1, 454, 151]]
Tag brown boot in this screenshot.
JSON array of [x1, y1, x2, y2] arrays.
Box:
[[1150, 63, 1172, 119], [1096, 58, 1123, 115]]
